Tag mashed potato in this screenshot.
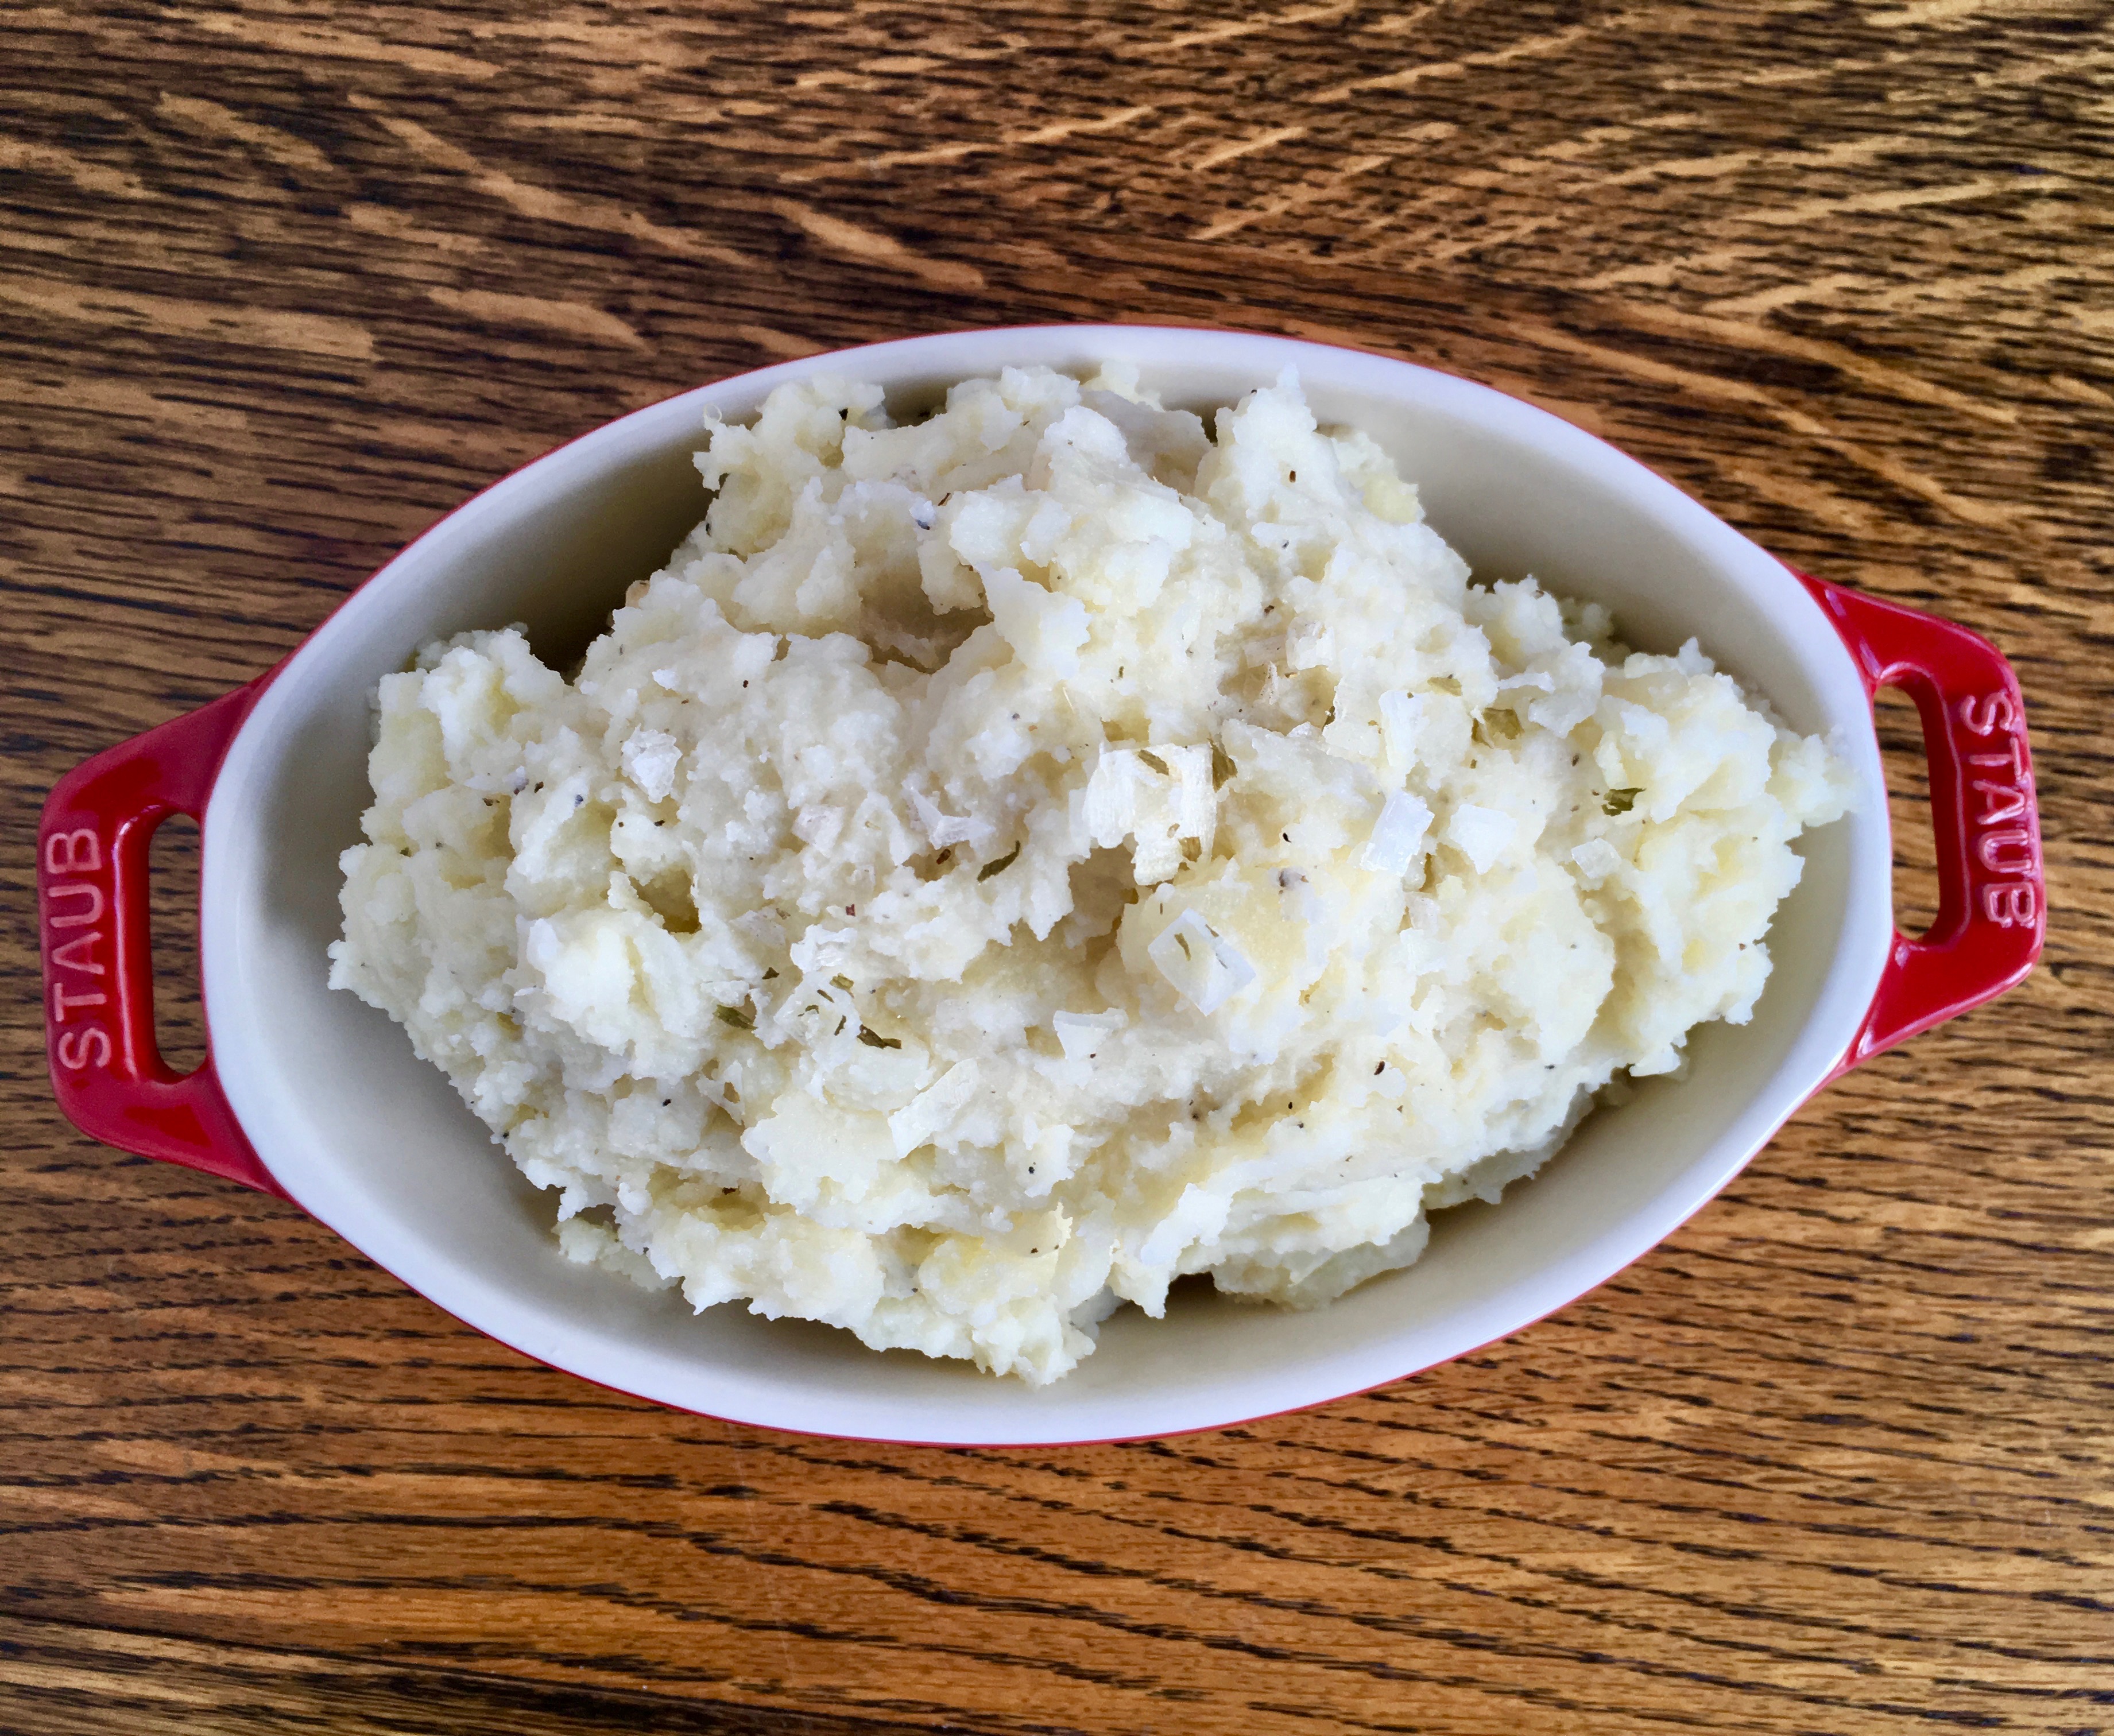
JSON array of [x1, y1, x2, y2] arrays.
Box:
[[330, 364, 1850, 1383]]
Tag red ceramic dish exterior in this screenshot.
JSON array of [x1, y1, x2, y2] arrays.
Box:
[[39, 567, 2043, 1200], [38, 680, 285, 1198], [1790, 572, 2043, 1078]]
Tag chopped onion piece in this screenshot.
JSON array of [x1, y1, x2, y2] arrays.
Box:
[[908, 786, 992, 851], [1083, 745, 1217, 884], [1053, 1009, 1126, 1061], [888, 1059, 981, 1158], [1377, 689, 1424, 769], [1362, 792, 1434, 875], [1082, 747, 1140, 848], [1147, 909, 1257, 1015]]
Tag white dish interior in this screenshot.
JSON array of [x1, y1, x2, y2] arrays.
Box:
[[204, 326, 1892, 1444]]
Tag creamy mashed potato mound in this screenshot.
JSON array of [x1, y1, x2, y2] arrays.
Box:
[[331, 365, 1850, 1383]]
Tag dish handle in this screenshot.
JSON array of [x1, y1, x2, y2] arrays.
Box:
[[37, 684, 288, 1198], [1795, 571, 2045, 1078]]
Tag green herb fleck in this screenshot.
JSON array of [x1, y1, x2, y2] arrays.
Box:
[[831, 974, 854, 991], [979, 843, 1021, 881], [1210, 741, 1236, 788], [1603, 787, 1641, 816], [715, 1005, 753, 1031], [1136, 749, 1169, 777], [1174, 930, 1193, 961], [857, 1028, 902, 1050], [1485, 708, 1521, 741]]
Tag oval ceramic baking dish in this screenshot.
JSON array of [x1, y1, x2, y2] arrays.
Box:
[[37, 327, 2044, 1446]]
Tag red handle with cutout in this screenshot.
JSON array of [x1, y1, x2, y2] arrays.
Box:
[[1796, 571, 2045, 1077], [37, 684, 287, 1197]]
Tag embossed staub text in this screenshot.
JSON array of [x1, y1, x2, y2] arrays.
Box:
[[44, 827, 114, 1070], [1958, 691, 2038, 929]]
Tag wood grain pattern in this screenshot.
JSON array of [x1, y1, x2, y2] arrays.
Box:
[[5, 2, 2111, 1732]]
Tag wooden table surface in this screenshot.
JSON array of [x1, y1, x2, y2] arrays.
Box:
[[6, 4, 2111, 1732]]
